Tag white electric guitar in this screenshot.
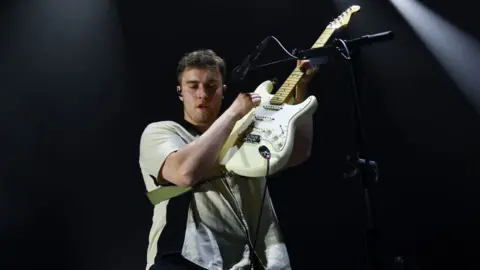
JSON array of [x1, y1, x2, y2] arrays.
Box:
[[219, 5, 361, 178], [146, 5, 361, 204]]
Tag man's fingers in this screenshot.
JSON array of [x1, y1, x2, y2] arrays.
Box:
[[250, 95, 261, 106]]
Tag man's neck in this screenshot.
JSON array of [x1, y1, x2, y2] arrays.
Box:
[[183, 117, 210, 134]]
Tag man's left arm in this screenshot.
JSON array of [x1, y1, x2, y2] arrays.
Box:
[[285, 60, 318, 168]]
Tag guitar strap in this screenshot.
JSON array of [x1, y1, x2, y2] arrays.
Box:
[[146, 185, 191, 205], [145, 119, 201, 205]]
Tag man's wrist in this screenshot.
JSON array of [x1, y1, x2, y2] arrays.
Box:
[[296, 84, 308, 102], [224, 107, 242, 123]]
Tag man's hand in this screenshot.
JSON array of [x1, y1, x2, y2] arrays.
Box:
[[297, 59, 319, 85], [227, 93, 261, 121], [296, 59, 319, 103]]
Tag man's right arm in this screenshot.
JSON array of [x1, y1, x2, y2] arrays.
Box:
[[161, 109, 238, 187], [161, 93, 260, 187]]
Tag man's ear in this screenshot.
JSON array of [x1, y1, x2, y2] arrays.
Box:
[[222, 84, 227, 99], [177, 86, 183, 101]]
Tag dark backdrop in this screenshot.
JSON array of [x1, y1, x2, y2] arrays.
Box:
[[1, 0, 479, 269]]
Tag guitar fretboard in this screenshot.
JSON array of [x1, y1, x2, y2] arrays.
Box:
[[269, 27, 335, 105]]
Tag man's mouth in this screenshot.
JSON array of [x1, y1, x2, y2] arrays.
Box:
[[197, 104, 209, 110]]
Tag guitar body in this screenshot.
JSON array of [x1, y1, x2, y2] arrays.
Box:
[[219, 80, 318, 177]]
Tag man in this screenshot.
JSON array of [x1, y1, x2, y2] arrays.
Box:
[[139, 49, 317, 269]]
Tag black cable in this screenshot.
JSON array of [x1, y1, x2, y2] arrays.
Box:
[[253, 153, 270, 250], [231, 35, 299, 82], [251, 35, 300, 69], [251, 56, 297, 70]]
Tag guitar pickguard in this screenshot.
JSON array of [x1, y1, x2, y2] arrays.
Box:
[[243, 98, 302, 153]]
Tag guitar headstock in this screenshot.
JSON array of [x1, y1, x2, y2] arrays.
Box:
[[328, 5, 361, 29]]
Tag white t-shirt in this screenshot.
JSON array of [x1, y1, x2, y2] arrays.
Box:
[[138, 120, 291, 270]]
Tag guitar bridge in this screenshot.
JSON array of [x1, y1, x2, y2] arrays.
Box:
[[244, 134, 261, 143]]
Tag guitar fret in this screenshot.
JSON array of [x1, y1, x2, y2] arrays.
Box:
[[280, 85, 295, 90]]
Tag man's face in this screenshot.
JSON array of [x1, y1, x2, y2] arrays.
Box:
[[179, 67, 224, 128]]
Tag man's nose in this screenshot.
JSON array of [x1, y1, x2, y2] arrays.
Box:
[[196, 86, 210, 99]]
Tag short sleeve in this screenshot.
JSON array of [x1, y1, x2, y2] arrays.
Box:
[[139, 122, 186, 186]]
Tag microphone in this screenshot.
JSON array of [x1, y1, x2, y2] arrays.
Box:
[[341, 31, 394, 49], [231, 37, 270, 81]]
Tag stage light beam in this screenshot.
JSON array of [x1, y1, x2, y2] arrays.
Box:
[[390, 0, 480, 113]]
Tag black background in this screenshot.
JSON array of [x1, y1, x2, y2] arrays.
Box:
[[1, 0, 479, 269]]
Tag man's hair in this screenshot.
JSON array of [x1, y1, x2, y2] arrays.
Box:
[[176, 49, 226, 84]]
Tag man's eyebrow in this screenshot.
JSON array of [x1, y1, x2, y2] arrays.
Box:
[[206, 79, 220, 84], [185, 79, 219, 84]]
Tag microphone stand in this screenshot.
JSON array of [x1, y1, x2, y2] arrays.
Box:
[[294, 31, 396, 270], [340, 39, 382, 270]]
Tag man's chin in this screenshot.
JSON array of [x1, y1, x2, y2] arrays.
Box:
[[194, 115, 214, 126], [187, 110, 218, 126]]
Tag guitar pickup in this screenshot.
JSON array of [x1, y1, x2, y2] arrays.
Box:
[[263, 104, 282, 111], [244, 134, 261, 143], [254, 115, 274, 121]]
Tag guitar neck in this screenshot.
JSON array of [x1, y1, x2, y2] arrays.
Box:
[[269, 27, 335, 105]]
